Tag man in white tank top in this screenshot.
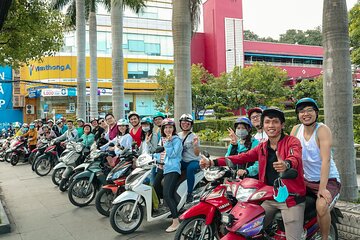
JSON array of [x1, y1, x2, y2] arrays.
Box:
[[291, 98, 341, 240]]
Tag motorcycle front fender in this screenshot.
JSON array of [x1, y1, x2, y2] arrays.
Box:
[[53, 162, 66, 170], [112, 191, 139, 205], [102, 184, 119, 194], [180, 202, 218, 225], [220, 232, 246, 240], [73, 170, 93, 180]]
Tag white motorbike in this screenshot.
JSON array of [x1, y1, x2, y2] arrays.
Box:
[[109, 147, 204, 234]]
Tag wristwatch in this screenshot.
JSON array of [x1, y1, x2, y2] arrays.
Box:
[[284, 161, 291, 170]]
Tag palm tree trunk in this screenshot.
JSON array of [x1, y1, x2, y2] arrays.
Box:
[[323, 0, 358, 200], [89, 4, 98, 119], [173, 0, 192, 122], [111, 0, 124, 120], [76, 0, 86, 119]]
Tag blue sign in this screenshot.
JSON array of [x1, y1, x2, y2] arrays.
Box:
[[28, 89, 41, 98], [68, 88, 76, 97], [55, 114, 63, 120], [0, 66, 13, 110], [0, 110, 23, 129], [44, 104, 49, 113]]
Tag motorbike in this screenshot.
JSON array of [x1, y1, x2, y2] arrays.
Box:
[[67, 149, 112, 207], [9, 137, 30, 166], [174, 160, 238, 240], [95, 148, 138, 217], [34, 139, 64, 176], [109, 146, 205, 235], [220, 163, 343, 240], [29, 139, 49, 167], [2, 137, 19, 163], [0, 137, 12, 162], [51, 139, 89, 188]]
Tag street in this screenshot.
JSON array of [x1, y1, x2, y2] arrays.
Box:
[[0, 162, 176, 240]]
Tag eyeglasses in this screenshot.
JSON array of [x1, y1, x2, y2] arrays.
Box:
[[299, 108, 315, 114], [250, 114, 261, 120], [105, 117, 112, 121]]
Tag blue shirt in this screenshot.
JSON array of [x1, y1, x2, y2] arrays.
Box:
[[163, 135, 183, 175]]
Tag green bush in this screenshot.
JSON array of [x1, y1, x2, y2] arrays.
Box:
[[197, 129, 226, 142]]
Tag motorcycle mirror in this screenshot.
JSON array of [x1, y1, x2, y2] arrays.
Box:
[[201, 150, 210, 158], [154, 146, 165, 153], [225, 157, 235, 169], [281, 168, 298, 179]]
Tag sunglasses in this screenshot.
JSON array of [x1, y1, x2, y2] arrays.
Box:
[[99, 120, 105, 124]]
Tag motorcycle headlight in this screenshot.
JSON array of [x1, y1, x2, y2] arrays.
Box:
[[75, 143, 83, 153], [236, 186, 256, 202]]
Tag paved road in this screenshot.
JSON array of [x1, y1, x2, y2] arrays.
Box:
[[0, 163, 176, 240]]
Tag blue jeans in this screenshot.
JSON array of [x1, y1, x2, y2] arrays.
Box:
[[181, 160, 200, 195]]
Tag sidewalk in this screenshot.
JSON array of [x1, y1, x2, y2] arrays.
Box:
[[0, 163, 175, 240]]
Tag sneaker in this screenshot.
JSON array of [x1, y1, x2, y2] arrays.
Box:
[[186, 193, 193, 203]]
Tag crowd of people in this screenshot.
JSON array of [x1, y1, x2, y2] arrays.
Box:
[[0, 97, 341, 238]]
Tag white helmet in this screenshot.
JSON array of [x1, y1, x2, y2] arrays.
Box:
[[179, 114, 194, 124]]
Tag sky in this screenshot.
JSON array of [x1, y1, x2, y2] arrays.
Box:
[[242, 0, 358, 40]]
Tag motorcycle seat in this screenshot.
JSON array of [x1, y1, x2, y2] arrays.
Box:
[[304, 195, 317, 221]]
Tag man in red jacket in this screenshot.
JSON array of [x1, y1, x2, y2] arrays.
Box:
[[200, 107, 306, 240]]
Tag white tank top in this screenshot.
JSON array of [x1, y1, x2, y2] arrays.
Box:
[[296, 123, 340, 182]]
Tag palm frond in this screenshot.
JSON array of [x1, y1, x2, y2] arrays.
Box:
[[190, 0, 202, 34], [123, 0, 146, 13], [50, 0, 72, 10]]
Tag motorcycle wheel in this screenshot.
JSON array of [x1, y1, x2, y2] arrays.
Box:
[[95, 188, 117, 217], [5, 152, 11, 163], [59, 178, 70, 192], [0, 152, 4, 162], [311, 220, 338, 240], [52, 167, 65, 186], [10, 154, 19, 166], [68, 177, 97, 207], [174, 216, 215, 240], [34, 155, 52, 176], [110, 200, 144, 234]]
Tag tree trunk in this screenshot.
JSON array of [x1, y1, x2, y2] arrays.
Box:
[[323, 0, 358, 200], [76, 0, 86, 119], [111, 0, 125, 120], [89, 8, 98, 119], [172, 0, 192, 123]]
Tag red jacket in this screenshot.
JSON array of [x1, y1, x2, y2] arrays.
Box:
[[216, 135, 306, 207]]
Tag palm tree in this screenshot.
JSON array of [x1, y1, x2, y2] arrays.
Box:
[[172, 0, 201, 122], [76, 0, 86, 119], [111, 0, 145, 120], [322, 0, 358, 200]]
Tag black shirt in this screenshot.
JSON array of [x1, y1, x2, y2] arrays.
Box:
[[265, 133, 285, 186]]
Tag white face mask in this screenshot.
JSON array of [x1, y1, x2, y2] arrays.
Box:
[[142, 126, 151, 132], [236, 129, 248, 139]]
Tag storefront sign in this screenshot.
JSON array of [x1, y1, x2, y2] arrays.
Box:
[[0, 66, 13, 110], [41, 88, 69, 97]]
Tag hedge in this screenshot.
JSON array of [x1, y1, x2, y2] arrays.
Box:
[[194, 114, 360, 143]]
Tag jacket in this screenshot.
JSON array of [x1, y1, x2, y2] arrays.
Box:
[[163, 135, 183, 175], [81, 133, 95, 148], [216, 135, 306, 207], [23, 129, 38, 146]]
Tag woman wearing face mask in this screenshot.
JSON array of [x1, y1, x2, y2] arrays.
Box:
[[138, 117, 159, 154], [226, 117, 259, 178], [23, 122, 38, 152]]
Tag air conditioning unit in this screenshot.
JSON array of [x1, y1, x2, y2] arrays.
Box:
[[26, 104, 35, 114]]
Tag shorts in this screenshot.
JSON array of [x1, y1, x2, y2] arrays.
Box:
[[305, 178, 341, 209]]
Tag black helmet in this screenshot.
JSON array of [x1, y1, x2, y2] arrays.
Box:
[[261, 107, 285, 125]]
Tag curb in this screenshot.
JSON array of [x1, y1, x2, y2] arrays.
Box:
[[0, 200, 10, 234]]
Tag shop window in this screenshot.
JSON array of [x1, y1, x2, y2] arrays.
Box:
[[145, 43, 160, 56]]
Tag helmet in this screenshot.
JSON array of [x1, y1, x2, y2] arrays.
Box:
[[179, 114, 194, 124], [153, 112, 166, 120], [83, 123, 92, 129], [261, 107, 285, 124], [295, 98, 319, 114], [140, 117, 153, 125], [2, 129, 6, 132], [14, 122, 21, 128], [22, 123, 29, 128], [117, 119, 129, 126], [247, 107, 263, 118], [161, 118, 176, 127], [90, 118, 98, 123], [29, 123, 35, 127], [77, 118, 85, 123], [56, 119, 62, 125], [42, 124, 49, 129], [33, 119, 38, 123], [128, 111, 140, 119], [47, 119, 54, 124], [234, 117, 252, 129]]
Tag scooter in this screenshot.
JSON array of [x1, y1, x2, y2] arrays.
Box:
[[29, 139, 49, 167], [0, 137, 12, 162], [67, 150, 111, 207], [9, 137, 30, 166], [174, 161, 238, 240], [34, 139, 64, 176], [109, 147, 205, 235], [220, 166, 343, 240], [95, 148, 138, 217]]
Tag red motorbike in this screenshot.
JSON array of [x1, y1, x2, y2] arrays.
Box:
[[174, 160, 239, 240], [33, 139, 64, 176], [9, 137, 31, 166], [220, 167, 343, 240]]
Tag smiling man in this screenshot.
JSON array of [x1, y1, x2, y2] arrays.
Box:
[[291, 98, 340, 240], [200, 107, 306, 240]]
